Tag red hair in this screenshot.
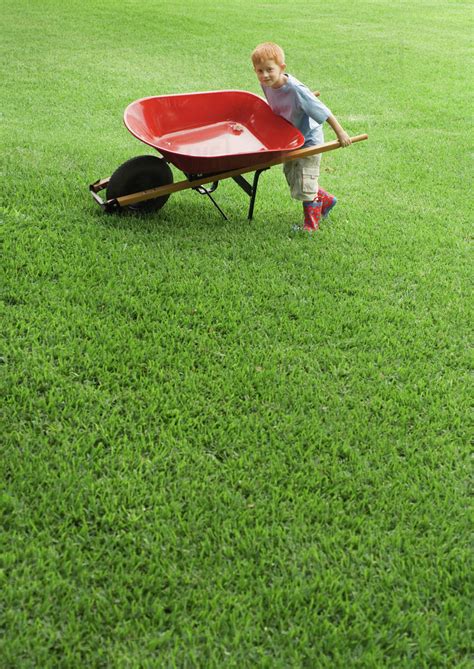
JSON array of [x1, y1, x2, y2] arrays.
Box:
[[251, 42, 285, 67]]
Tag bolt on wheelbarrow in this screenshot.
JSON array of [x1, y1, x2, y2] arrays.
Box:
[[89, 90, 368, 221]]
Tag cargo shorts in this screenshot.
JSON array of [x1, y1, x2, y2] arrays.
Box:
[[283, 154, 321, 201]]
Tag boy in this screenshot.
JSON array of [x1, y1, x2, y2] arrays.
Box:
[[251, 42, 352, 231]]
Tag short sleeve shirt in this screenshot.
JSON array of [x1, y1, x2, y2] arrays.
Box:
[[261, 74, 331, 147]]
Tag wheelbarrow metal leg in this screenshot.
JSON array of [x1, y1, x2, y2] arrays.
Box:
[[248, 168, 267, 220], [232, 168, 268, 220], [193, 182, 228, 220]]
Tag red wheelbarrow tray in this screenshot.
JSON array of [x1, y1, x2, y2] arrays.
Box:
[[124, 90, 305, 174]]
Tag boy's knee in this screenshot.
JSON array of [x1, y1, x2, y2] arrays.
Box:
[[284, 157, 320, 201], [301, 167, 319, 200]]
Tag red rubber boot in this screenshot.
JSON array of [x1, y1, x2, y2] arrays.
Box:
[[303, 200, 322, 231], [317, 187, 337, 219]]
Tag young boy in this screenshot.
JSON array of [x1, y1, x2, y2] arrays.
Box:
[[251, 42, 352, 231]]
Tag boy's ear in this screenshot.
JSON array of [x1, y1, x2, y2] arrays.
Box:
[[281, 63, 287, 71]]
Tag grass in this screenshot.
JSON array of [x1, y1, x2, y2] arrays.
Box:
[[1, 0, 472, 666]]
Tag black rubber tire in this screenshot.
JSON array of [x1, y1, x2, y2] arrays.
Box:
[[106, 155, 173, 213]]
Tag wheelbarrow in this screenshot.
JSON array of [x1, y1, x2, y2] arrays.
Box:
[[89, 90, 368, 220]]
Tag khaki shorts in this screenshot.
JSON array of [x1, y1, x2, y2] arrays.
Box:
[[283, 154, 321, 201]]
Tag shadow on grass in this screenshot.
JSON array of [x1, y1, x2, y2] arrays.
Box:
[[91, 196, 264, 239]]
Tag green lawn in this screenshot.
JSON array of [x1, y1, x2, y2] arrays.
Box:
[[1, 1, 472, 667]]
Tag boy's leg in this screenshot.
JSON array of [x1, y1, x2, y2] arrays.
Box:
[[283, 155, 321, 201], [284, 156, 322, 230], [303, 199, 323, 231], [318, 187, 338, 218]]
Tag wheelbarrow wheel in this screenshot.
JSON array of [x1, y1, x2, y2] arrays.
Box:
[[106, 155, 173, 213]]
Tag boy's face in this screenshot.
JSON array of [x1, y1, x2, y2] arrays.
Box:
[[254, 59, 286, 89]]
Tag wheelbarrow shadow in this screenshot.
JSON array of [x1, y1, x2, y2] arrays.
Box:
[[93, 194, 257, 239]]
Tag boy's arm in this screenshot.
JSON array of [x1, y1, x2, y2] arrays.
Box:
[[326, 114, 352, 147], [298, 90, 352, 146]]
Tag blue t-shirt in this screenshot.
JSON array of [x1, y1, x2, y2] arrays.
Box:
[[261, 74, 331, 147]]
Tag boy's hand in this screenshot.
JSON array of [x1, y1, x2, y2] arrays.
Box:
[[326, 115, 352, 147], [337, 131, 352, 147]]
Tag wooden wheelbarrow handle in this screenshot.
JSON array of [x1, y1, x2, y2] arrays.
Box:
[[107, 134, 368, 208]]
